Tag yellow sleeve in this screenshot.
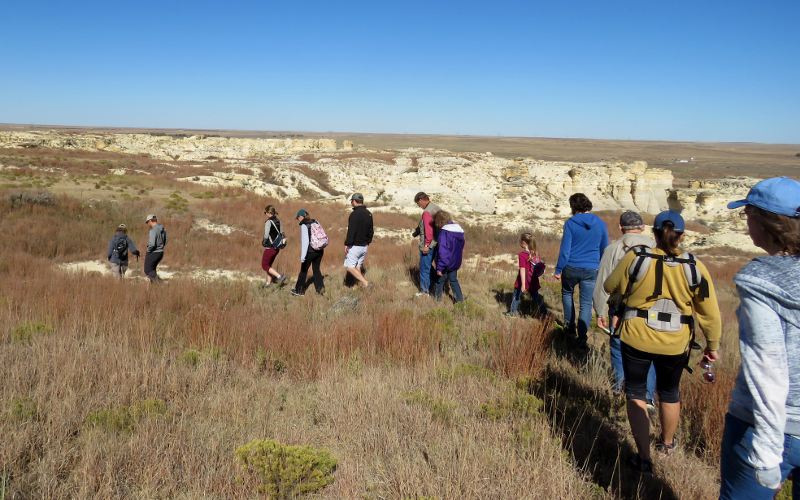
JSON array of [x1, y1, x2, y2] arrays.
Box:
[[692, 260, 723, 351], [604, 250, 636, 296]]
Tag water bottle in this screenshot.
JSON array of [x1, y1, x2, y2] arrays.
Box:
[[699, 357, 716, 384]]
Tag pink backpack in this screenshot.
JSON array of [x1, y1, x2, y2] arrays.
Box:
[[309, 221, 329, 250]]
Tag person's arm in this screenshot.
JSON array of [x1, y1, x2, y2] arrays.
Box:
[[435, 231, 449, 272], [107, 239, 114, 260], [593, 244, 615, 317], [300, 225, 309, 262], [599, 222, 609, 257], [366, 212, 374, 245], [147, 228, 156, 253], [344, 212, 356, 248], [693, 261, 722, 352], [423, 211, 434, 247], [128, 237, 140, 256], [554, 221, 572, 276], [518, 267, 526, 291], [735, 285, 788, 485]]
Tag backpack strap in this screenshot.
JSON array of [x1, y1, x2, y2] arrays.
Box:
[[624, 246, 652, 298]]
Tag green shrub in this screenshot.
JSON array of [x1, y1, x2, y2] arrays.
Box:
[[180, 349, 201, 367], [402, 390, 457, 425], [437, 363, 495, 382], [423, 308, 455, 336], [180, 347, 224, 367], [11, 321, 53, 344], [479, 391, 543, 421], [235, 439, 337, 498], [453, 300, 486, 320]]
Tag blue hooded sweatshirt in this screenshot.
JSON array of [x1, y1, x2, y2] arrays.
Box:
[[555, 213, 609, 274]]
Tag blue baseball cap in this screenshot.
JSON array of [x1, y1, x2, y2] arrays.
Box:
[[295, 208, 309, 218], [727, 177, 800, 218], [653, 210, 685, 232]]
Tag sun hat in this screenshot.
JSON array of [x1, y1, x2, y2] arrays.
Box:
[[653, 210, 685, 232], [619, 211, 645, 230], [295, 209, 309, 218], [726, 177, 800, 218]]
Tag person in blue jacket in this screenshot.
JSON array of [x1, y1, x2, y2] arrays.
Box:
[[554, 193, 609, 346]]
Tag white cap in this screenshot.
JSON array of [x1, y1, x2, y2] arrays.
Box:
[[145, 214, 157, 223]]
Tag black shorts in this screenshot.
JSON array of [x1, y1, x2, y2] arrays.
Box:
[[621, 342, 687, 404]]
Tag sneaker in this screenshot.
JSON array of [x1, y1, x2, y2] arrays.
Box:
[[628, 455, 653, 475], [259, 282, 273, 289], [503, 312, 519, 317], [276, 275, 287, 286], [415, 292, 429, 298], [290, 289, 305, 297], [655, 438, 676, 455]]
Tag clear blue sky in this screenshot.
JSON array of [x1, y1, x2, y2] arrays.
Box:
[[1, 1, 798, 143]]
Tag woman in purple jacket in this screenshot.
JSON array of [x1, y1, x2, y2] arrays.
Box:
[[432, 210, 465, 302]]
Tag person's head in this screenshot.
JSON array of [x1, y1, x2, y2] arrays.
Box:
[[433, 210, 452, 229], [619, 210, 645, 234], [145, 214, 158, 227], [414, 192, 430, 209], [652, 210, 685, 256], [727, 177, 800, 255], [350, 193, 364, 207], [295, 208, 309, 223], [520, 232, 536, 253], [264, 204, 277, 218], [116, 223, 127, 234], [569, 193, 592, 215]]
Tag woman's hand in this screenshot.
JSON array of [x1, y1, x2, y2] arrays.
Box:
[[704, 349, 720, 363]]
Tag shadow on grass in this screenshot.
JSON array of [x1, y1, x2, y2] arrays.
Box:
[[535, 364, 680, 500], [492, 288, 550, 318]]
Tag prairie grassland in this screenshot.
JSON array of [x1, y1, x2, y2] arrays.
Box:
[[0, 160, 763, 499]]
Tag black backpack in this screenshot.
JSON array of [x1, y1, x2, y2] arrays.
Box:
[[113, 235, 129, 260]]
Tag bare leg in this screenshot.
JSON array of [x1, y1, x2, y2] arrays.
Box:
[[346, 266, 369, 287], [659, 402, 680, 445], [627, 399, 651, 461]]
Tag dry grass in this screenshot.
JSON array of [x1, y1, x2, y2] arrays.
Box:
[[0, 155, 760, 499]]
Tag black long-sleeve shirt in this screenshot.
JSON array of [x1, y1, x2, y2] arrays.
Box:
[[344, 205, 374, 247]]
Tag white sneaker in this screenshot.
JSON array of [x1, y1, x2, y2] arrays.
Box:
[[414, 292, 429, 298]]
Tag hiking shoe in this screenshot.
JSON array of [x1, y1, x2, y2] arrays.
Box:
[[259, 282, 273, 289], [276, 275, 287, 286], [415, 292, 430, 298], [290, 289, 305, 297], [628, 455, 653, 475], [503, 312, 519, 318], [655, 438, 676, 455]]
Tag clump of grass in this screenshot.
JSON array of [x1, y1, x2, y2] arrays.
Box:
[[235, 439, 337, 498], [479, 390, 543, 421], [165, 191, 189, 212], [10, 321, 53, 344], [180, 347, 224, 368], [8, 397, 38, 421], [402, 390, 457, 425], [453, 300, 486, 320], [436, 363, 495, 382], [85, 398, 167, 433], [255, 347, 287, 375]]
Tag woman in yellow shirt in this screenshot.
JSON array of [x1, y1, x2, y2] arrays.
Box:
[[604, 210, 722, 474]]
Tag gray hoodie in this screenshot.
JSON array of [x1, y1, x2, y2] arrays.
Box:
[[728, 255, 800, 471], [147, 223, 167, 253], [593, 232, 655, 318]]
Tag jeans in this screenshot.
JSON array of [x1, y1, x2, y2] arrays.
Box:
[[720, 413, 800, 499], [144, 252, 163, 282], [419, 250, 434, 293], [510, 289, 540, 315], [294, 250, 325, 294], [434, 270, 464, 302], [561, 266, 597, 341], [610, 334, 656, 402]]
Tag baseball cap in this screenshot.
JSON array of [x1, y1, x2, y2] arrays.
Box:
[[295, 208, 309, 218], [653, 210, 685, 232], [726, 177, 800, 218], [619, 210, 644, 230], [145, 214, 157, 223], [350, 193, 364, 203], [117, 223, 127, 231]]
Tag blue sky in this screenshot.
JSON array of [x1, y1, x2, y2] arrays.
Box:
[[1, 1, 798, 143]]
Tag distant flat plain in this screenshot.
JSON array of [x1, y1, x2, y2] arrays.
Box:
[[3, 124, 798, 184]]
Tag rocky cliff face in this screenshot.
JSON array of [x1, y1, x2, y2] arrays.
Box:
[[0, 130, 756, 250]]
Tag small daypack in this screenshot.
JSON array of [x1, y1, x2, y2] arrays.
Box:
[[263, 219, 287, 249], [113, 236, 129, 260], [308, 221, 328, 250]]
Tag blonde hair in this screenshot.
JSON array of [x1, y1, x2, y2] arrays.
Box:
[[520, 232, 536, 254], [433, 210, 452, 229]]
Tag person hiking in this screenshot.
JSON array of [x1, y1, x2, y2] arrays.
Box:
[[594, 211, 657, 408], [343, 193, 373, 288], [412, 192, 441, 297], [604, 210, 722, 475], [291, 209, 326, 296], [144, 214, 167, 283], [506, 232, 545, 317], [106, 223, 140, 279], [432, 210, 465, 303], [261, 204, 288, 288], [554, 193, 609, 347], [719, 177, 800, 499]]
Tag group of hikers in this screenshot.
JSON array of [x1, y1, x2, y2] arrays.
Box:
[[104, 176, 800, 498]]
